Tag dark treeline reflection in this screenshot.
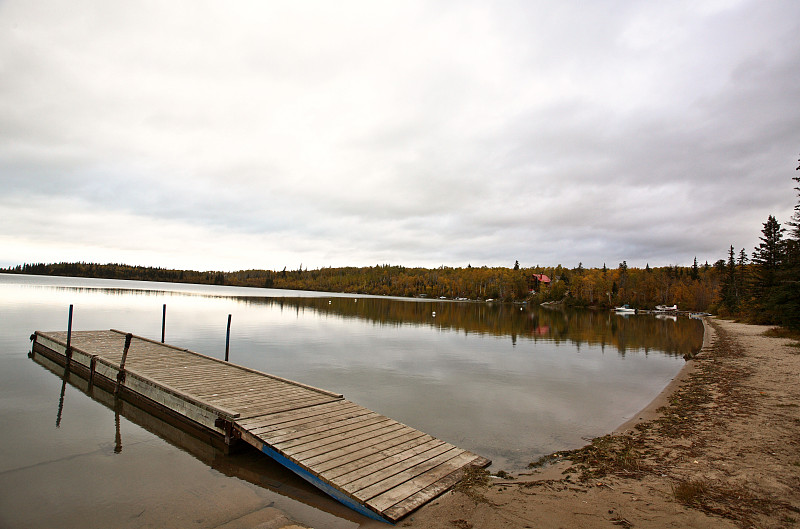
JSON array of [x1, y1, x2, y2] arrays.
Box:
[[47, 285, 202, 298], [240, 297, 704, 358]]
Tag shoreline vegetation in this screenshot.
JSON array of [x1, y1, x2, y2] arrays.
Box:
[[0, 259, 752, 311], [2, 261, 714, 309]]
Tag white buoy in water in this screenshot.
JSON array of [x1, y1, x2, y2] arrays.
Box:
[[432, 311, 436, 317]]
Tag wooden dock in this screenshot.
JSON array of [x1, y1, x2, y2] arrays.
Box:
[[31, 329, 490, 523]]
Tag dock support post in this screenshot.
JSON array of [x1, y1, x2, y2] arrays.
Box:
[[215, 417, 238, 448], [225, 314, 231, 362], [115, 333, 133, 395], [88, 356, 98, 392], [161, 304, 166, 343]]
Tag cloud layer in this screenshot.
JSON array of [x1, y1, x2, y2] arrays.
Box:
[[2, 1, 799, 271]]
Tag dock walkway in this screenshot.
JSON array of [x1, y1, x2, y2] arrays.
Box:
[[31, 329, 490, 523]]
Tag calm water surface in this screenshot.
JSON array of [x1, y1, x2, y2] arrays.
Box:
[[0, 274, 703, 528]]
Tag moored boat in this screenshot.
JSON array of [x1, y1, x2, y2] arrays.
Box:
[[655, 304, 678, 311]]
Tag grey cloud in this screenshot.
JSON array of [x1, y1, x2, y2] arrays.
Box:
[[2, 1, 799, 271]]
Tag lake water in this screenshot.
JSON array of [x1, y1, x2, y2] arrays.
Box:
[[0, 274, 703, 528]]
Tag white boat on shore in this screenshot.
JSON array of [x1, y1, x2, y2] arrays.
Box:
[[615, 304, 636, 314], [655, 304, 678, 312]]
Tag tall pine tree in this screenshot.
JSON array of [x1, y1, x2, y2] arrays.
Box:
[[752, 215, 785, 293], [720, 245, 739, 312], [768, 156, 800, 328], [751, 215, 786, 324], [788, 156, 800, 239], [737, 248, 749, 305]]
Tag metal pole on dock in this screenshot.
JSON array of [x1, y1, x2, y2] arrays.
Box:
[[161, 304, 166, 343], [225, 314, 231, 362], [64, 304, 74, 373], [66, 304, 73, 349]]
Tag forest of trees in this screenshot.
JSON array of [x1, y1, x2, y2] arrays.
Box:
[[714, 158, 800, 329], [0, 259, 722, 311], [3, 158, 799, 329]]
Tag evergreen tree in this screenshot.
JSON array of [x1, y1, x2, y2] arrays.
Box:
[[736, 248, 750, 305], [749, 215, 786, 323], [691, 257, 699, 280], [788, 156, 800, 239], [771, 241, 800, 329], [720, 245, 738, 312], [752, 215, 785, 294], [769, 156, 800, 328], [737, 248, 748, 267]]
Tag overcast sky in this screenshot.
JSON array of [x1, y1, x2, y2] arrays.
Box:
[[2, 1, 799, 272]]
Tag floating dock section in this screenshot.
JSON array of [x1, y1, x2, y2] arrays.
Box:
[[31, 329, 490, 523]]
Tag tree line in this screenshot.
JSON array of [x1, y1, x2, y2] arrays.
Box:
[[0, 258, 739, 313], [714, 156, 800, 329], [3, 156, 798, 329], [1, 259, 720, 309]]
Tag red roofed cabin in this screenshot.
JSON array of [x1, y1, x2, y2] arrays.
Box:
[[530, 273, 551, 292]]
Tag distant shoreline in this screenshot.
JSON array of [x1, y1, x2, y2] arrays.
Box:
[[1, 260, 720, 312]]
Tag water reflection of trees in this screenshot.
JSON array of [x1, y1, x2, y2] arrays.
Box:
[[240, 297, 703, 358], [35, 282, 702, 357]]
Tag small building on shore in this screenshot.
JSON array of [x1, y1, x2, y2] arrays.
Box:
[[530, 273, 551, 292]]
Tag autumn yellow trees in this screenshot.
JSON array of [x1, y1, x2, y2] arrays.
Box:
[[4, 260, 726, 312]]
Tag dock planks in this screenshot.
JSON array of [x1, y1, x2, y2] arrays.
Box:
[[31, 329, 490, 522]]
